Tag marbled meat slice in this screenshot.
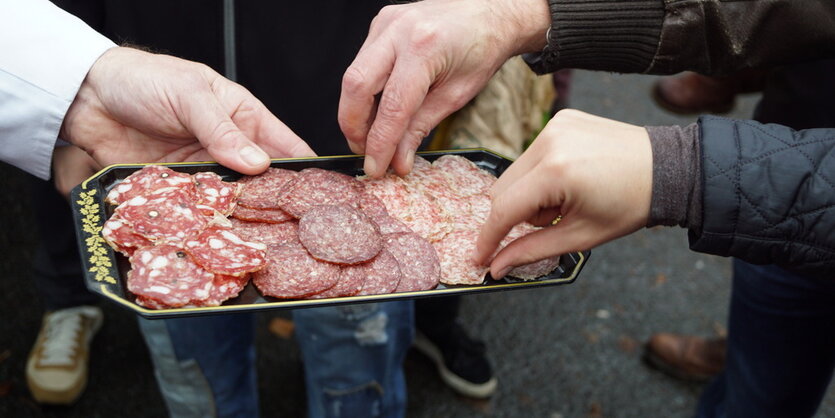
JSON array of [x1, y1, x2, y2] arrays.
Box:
[[184, 225, 268, 276], [101, 213, 152, 256], [298, 204, 382, 264], [106, 165, 196, 205], [308, 266, 366, 299], [193, 172, 241, 216], [397, 187, 451, 242], [230, 218, 299, 246], [192, 274, 250, 307], [115, 193, 208, 242], [433, 155, 496, 197], [356, 249, 402, 295], [358, 192, 412, 235], [277, 168, 364, 218], [128, 243, 215, 308], [231, 205, 294, 224], [253, 242, 340, 299], [383, 232, 440, 292], [237, 168, 298, 209], [401, 155, 444, 184], [499, 223, 560, 280], [433, 230, 488, 285]]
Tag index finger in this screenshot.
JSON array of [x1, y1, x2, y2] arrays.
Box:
[[475, 166, 560, 264]]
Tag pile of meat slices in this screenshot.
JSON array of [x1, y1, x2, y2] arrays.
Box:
[[100, 155, 559, 310]]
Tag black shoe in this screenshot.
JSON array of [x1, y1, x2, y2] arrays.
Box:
[[413, 324, 498, 398]]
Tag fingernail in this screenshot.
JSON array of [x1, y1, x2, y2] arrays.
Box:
[[240, 146, 268, 167], [365, 156, 377, 176], [495, 266, 512, 279], [404, 151, 415, 173]]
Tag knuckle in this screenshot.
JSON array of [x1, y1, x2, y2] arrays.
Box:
[[342, 66, 367, 96], [377, 89, 408, 121]]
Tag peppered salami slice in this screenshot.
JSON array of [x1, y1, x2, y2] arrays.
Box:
[[433, 230, 488, 285], [253, 242, 340, 299], [101, 213, 153, 256], [106, 165, 196, 205], [383, 232, 440, 292], [184, 225, 268, 276], [193, 172, 241, 216], [433, 155, 496, 197], [231, 205, 294, 224], [277, 168, 364, 218], [356, 249, 402, 295], [359, 192, 412, 235], [237, 168, 298, 209], [298, 204, 382, 264], [116, 193, 208, 242], [127, 243, 216, 308], [230, 218, 300, 246]]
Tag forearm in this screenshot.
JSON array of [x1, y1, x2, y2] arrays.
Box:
[[0, 0, 114, 179], [527, 0, 835, 76]]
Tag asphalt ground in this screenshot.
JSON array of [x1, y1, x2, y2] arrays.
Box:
[[2, 70, 834, 417]]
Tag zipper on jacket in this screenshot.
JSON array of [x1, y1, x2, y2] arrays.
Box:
[[223, 0, 237, 81]]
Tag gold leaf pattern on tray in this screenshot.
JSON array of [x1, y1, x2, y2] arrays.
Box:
[[77, 187, 116, 284]]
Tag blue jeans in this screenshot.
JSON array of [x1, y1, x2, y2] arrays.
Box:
[[138, 301, 413, 418], [696, 260, 835, 418]]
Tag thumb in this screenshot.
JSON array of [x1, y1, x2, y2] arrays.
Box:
[[181, 92, 271, 175]]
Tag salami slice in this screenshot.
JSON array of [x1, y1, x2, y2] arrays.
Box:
[[433, 155, 496, 197], [298, 204, 382, 264], [101, 213, 153, 256], [433, 230, 488, 285], [231, 205, 294, 224], [184, 225, 268, 276], [277, 168, 364, 218], [193, 274, 251, 307], [383, 232, 440, 292], [397, 187, 451, 242], [237, 168, 298, 209], [127, 244, 216, 308], [193, 172, 241, 216], [230, 218, 300, 246], [359, 192, 412, 235], [308, 266, 366, 299], [106, 165, 196, 205], [356, 249, 402, 295], [253, 242, 340, 299], [499, 223, 560, 280], [115, 193, 208, 242]]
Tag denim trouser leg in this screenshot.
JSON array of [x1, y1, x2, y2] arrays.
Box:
[[696, 260, 835, 418], [137, 313, 259, 418], [293, 301, 414, 418]]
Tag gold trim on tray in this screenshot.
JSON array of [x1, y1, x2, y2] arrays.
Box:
[[76, 186, 117, 284]]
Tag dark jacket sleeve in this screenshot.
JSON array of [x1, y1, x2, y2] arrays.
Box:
[[689, 116, 835, 279], [526, 0, 835, 76]]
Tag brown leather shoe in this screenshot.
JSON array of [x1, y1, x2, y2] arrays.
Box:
[[643, 333, 726, 382], [651, 72, 737, 115]]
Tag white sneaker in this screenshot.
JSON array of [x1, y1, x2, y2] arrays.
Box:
[[26, 305, 103, 404]]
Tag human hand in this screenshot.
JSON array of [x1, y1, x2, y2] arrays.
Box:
[[61, 47, 316, 174], [474, 110, 654, 278], [52, 145, 101, 198], [338, 0, 550, 177]]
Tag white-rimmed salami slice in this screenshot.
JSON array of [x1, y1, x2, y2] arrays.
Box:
[[253, 242, 340, 299], [231, 205, 294, 224], [106, 165, 196, 205], [230, 218, 299, 246], [193, 172, 241, 216], [433, 230, 488, 285], [356, 249, 402, 295], [298, 204, 382, 265], [433, 155, 496, 197], [101, 213, 153, 256], [237, 168, 298, 209], [116, 193, 208, 243], [277, 168, 364, 218], [127, 243, 216, 308], [383, 232, 440, 292], [184, 225, 268, 276]]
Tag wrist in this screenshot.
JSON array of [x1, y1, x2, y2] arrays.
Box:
[[489, 0, 551, 55]]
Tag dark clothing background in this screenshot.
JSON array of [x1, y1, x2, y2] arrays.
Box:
[[54, 0, 389, 156]]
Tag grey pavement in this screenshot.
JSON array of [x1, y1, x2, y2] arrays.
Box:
[[2, 70, 834, 417]]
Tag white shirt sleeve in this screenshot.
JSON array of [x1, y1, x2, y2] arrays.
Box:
[[0, 0, 115, 179]]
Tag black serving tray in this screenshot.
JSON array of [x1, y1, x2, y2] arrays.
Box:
[[70, 149, 590, 318]]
